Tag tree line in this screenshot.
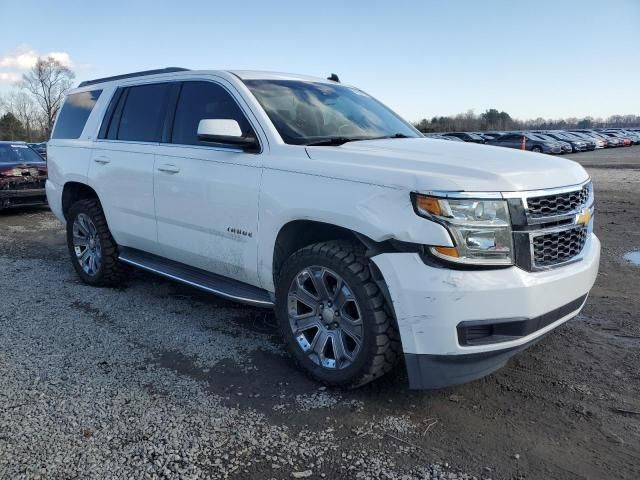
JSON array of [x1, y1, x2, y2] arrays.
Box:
[[0, 56, 74, 142], [414, 108, 640, 133]]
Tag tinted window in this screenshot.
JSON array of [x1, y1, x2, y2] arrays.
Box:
[[171, 81, 251, 146], [0, 144, 45, 163], [51, 90, 102, 139], [98, 88, 123, 140], [117, 83, 170, 142]]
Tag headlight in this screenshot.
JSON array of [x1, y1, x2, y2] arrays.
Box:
[[412, 194, 513, 265]]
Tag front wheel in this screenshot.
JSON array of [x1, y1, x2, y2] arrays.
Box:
[[66, 198, 125, 286], [275, 240, 400, 387], [531, 146, 543, 153]]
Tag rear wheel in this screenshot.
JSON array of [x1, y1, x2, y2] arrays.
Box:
[[276, 240, 400, 387], [66, 198, 125, 286]]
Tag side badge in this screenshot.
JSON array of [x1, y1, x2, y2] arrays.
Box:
[[227, 227, 253, 238]]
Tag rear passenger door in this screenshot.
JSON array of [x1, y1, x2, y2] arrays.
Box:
[[154, 80, 263, 286], [89, 82, 171, 254]]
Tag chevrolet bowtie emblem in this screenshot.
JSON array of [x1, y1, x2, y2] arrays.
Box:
[[576, 209, 592, 226]]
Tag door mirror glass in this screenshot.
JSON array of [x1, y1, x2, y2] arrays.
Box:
[[197, 119, 259, 152]]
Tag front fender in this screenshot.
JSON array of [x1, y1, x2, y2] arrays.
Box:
[[257, 169, 452, 291]]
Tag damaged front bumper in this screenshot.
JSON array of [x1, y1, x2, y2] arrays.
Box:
[[372, 233, 600, 389], [0, 176, 48, 209]]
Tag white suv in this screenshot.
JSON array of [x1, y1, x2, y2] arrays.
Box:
[[46, 68, 600, 389]]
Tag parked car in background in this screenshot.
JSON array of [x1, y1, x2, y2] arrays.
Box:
[[0, 141, 48, 209], [568, 131, 606, 149], [473, 132, 501, 141], [586, 130, 619, 147], [487, 132, 562, 154], [540, 131, 587, 152], [599, 131, 632, 146], [28, 142, 48, 159], [483, 131, 506, 140], [563, 132, 596, 151], [528, 132, 572, 154], [603, 129, 640, 145], [424, 133, 464, 142], [442, 132, 486, 143]]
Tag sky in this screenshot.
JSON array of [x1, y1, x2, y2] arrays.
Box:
[[1, 0, 639, 122]]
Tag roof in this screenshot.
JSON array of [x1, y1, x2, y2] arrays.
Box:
[[76, 68, 338, 89], [229, 70, 335, 83], [77, 67, 190, 87]]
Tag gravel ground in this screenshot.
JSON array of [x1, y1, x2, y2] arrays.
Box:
[[1, 147, 639, 479]]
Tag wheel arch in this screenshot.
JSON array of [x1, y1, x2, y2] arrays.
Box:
[[62, 182, 101, 221], [271, 219, 401, 312], [273, 220, 363, 285]]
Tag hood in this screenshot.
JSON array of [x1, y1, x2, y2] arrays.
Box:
[[0, 161, 47, 176], [304, 138, 588, 192]]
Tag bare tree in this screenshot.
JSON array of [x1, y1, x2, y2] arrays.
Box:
[[0, 93, 7, 116], [21, 56, 75, 137], [7, 91, 42, 142]]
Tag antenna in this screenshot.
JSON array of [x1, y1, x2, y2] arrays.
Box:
[[327, 73, 340, 83]]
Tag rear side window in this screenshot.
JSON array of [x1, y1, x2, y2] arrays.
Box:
[[51, 90, 102, 139], [171, 81, 251, 146], [115, 83, 170, 142]]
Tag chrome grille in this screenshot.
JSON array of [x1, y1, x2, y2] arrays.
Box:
[[526, 184, 590, 218], [532, 226, 588, 267]]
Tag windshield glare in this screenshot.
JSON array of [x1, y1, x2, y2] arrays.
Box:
[[244, 79, 420, 145]]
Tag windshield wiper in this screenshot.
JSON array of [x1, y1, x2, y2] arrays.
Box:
[[363, 133, 412, 141], [383, 133, 411, 139], [304, 133, 411, 147], [304, 137, 361, 147]]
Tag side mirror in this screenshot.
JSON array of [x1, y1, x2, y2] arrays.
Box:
[[197, 119, 259, 152]]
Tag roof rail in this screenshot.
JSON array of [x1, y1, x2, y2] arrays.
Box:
[[77, 67, 190, 88]]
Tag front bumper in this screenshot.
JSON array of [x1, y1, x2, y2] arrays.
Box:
[[0, 178, 47, 209], [372, 233, 600, 388]]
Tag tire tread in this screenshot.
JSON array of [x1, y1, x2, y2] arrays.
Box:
[[277, 240, 400, 388], [67, 198, 125, 287]]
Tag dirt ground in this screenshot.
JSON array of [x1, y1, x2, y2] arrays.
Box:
[[0, 147, 639, 479]]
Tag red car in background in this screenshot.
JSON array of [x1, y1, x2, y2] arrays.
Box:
[[0, 142, 48, 210]]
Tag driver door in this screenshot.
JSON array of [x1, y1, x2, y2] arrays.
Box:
[[154, 80, 263, 286]]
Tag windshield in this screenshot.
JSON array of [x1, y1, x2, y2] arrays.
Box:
[[0, 144, 44, 164], [244, 79, 420, 145]]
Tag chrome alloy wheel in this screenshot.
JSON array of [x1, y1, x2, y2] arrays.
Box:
[[287, 266, 363, 370], [72, 213, 102, 276]]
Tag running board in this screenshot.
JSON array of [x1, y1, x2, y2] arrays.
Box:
[[118, 247, 274, 308]]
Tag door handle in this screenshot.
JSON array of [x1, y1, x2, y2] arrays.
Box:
[[157, 164, 180, 174], [93, 156, 110, 164]]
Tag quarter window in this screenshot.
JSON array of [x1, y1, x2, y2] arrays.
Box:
[[171, 81, 251, 146], [51, 89, 102, 139], [116, 83, 170, 142]]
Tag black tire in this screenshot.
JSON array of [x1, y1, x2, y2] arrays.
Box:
[[275, 240, 400, 387], [531, 145, 543, 153], [66, 198, 125, 286]]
